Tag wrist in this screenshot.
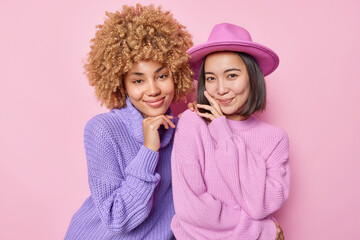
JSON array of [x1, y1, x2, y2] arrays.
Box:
[[144, 141, 159, 152]]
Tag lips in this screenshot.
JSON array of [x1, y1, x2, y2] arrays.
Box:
[[218, 98, 233, 105], [144, 97, 165, 107]]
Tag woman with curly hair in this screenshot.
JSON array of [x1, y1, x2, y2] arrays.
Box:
[[65, 4, 193, 239]]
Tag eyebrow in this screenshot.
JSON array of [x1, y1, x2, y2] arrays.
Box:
[[129, 66, 166, 76], [131, 72, 144, 76], [205, 68, 241, 75], [224, 68, 241, 73], [155, 66, 166, 73]]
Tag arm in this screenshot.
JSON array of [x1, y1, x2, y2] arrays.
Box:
[[172, 111, 245, 231], [209, 116, 290, 220], [84, 116, 160, 234]]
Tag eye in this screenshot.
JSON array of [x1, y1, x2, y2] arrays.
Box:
[[132, 79, 143, 84], [206, 76, 215, 82], [228, 73, 238, 79], [158, 74, 168, 80]]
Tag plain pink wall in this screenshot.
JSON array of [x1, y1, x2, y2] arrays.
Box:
[[1, 0, 359, 239]]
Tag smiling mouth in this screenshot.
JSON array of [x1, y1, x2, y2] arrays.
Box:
[[218, 98, 233, 105], [144, 97, 165, 107]]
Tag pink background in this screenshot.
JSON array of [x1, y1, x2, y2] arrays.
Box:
[[1, 0, 359, 239]]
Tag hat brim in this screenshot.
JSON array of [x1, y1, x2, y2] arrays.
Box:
[[187, 41, 279, 79]]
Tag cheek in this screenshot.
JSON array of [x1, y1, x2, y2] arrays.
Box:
[[163, 79, 175, 96], [126, 85, 143, 100], [205, 82, 216, 95], [232, 81, 250, 95]]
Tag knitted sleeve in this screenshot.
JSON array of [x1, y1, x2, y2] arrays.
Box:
[[84, 115, 160, 234], [171, 111, 245, 232], [208, 116, 290, 220]]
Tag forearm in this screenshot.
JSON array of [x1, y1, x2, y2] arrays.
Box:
[[172, 155, 242, 230], [88, 145, 160, 233], [209, 117, 290, 219]]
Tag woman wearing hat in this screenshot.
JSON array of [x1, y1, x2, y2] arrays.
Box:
[[171, 23, 289, 239], [65, 4, 194, 239]]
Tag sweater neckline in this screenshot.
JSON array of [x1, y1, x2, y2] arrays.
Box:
[[112, 97, 175, 149], [226, 114, 258, 130]]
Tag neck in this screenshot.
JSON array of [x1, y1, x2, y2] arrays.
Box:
[[225, 113, 250, 121]]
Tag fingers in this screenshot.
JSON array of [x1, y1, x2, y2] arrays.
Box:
[[142, 115, 175, 151], [163, 120, 170, 129], [274, 222, 285, 240], [204, 91, 216, 107], [278, 231, 284, 240], [143, 115, 175, 130], [196, 103, 221, 118], [188, 102, 195, 112], [280, 232, 284, 240], [187, 102, 194, 111], [187, 101, 198, 113], [204, 91, 215, 104], [204, 91, 222, 114], [164, 115, 175, 128], [153, 115, 174, 130], [279, 227, 284, 240], [195, 108, 216, 121]]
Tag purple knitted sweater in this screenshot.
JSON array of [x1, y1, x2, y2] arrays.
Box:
[[65, 98, 175, 239]]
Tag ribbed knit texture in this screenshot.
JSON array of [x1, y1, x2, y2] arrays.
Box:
[[171, 110, 290, 240], [65, 98, 176, 240]]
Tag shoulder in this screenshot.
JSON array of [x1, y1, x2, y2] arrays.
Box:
[[178, 109, 205, 125], [254, 117, 287, 137], [85, 111, 118, 130], [173, 110, 208, 142], [172, 111, 207, 160], [84, 110, 126, 139], [176, 110, 207, 132], [254, 118, 289, 146]]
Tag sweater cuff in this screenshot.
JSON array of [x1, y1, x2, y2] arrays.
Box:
[[208, 116, 233, 142], [126, 145, 159, 177]]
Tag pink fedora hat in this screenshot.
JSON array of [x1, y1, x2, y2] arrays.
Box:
[[187, 23, 279, 78]]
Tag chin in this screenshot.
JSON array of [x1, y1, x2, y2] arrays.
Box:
[[220, 106, 237, 116], [144, 108, 169, 117]]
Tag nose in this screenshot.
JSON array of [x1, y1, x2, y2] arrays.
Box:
[[147, 81, 161, 96], [217, 78, 229, 95]]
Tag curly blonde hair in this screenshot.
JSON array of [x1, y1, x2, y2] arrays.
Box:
[[84, 4, 194, 109]]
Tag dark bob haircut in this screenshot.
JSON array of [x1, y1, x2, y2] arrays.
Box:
[[197, 52, 266, 117]]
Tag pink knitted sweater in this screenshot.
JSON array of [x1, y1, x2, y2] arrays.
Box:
[[171, 110, 290, 240]]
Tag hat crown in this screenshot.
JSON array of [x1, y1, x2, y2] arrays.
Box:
[[187, 22, 279, 78], [208, 23, 252, 43]]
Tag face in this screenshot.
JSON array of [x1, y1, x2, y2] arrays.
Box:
[[124, 60, 175, 117], [204, 51, 250, 121]]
